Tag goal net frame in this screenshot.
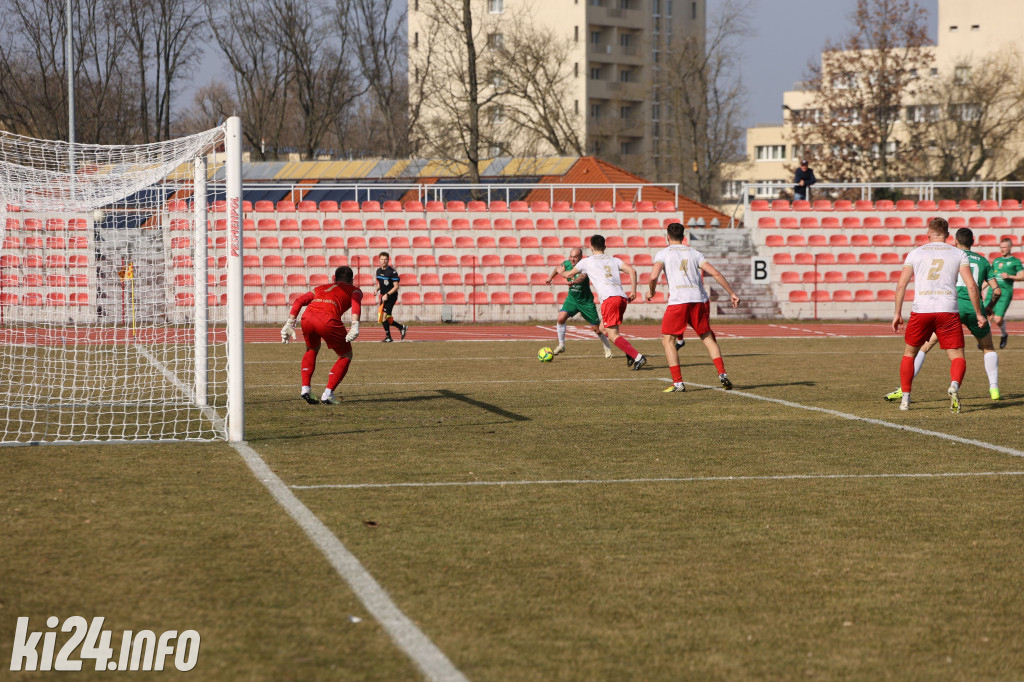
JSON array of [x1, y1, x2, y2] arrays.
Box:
[[0, 117, 244, 443]]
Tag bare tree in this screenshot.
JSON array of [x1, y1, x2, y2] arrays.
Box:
[[0, 0, 138, 142], [654, 0, 751, 204], [120, 0, 206, 142], [205, 0, 292, 159], [500, 24, 583, 156], [903, 52, 1024, 182], [412, 0, 519, 182], [792, 0, 933, 183], [343, 0, 419, 157]]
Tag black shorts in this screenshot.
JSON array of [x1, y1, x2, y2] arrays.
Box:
[[378, 295, 397, 321]]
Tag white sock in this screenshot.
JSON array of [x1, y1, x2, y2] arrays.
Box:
[[951, 380, 960, 391], [999, 321, 1007, 336], [913, 350, 926, 377], [321, 388, 333, 401], [557, 323, 566, 345], [984, 351, 999, 389], [598, 333, 612, 348], [301, 385, 311, 395]]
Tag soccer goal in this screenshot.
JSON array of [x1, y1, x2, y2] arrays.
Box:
[[0, 117, 244, 443]]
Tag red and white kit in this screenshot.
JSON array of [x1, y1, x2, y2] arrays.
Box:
[[655, 244, 713, 336], [902, 242, 968, 349]]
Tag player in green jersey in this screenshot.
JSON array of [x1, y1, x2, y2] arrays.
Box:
[[987, 238, 1024, 348], [885, 228, 1003, 402], [545, 247, 614, 357]]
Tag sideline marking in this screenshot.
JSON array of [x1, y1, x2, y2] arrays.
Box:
[[233, 441, 468, 682], [291, 470, 1024, 491], [140, 347, 465, 680], [677, 379, 1024, 459]]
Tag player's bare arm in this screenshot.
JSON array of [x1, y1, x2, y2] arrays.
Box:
[[893, 266, 913, 332], [620, 262, 638, 301], [960, 264, 985, 328], [561, 266, 583, 281], [1000, 270, 1024, 281], [984, 277, 1001, 315], [700, 262, 741, 308], [647, 262, 665, 300]]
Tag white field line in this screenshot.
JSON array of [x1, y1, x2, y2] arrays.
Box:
[[768, 324, 840, 337], [232, 442, 468, 682], [291, 470, 1024, 491], [675, 379, 1024, 459], [135, 346, 465, 680], [535, 325, 598, 340], [133, 344, 227, 437]]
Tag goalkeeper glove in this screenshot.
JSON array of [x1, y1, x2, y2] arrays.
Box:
[[281, 316, 297, 343], [345, 321, 360, 343]]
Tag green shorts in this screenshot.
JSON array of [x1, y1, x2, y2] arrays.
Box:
[[985, 287, 1013, 318], [561, 296, 600, 326], [958, 299, 991, 340]]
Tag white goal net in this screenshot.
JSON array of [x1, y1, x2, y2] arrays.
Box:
[[0, 122, 243, 443]]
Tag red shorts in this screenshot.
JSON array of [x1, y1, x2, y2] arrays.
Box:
[[302, 314, 352, 355], [904, 311, 964, 349], [600, 296, 628, 327], [662, 302, 712, 337]]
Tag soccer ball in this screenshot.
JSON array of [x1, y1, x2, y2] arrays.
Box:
[[538, 347, 554, 362]]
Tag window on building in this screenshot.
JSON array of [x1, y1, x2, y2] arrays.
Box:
[[906, 105, 940, 122], [414, 0, 418, 9], [620, 105, 632, 119], [954, 65, 972, 84], [949, 25, 958, 32], [487, 33, 504, 49], [591, 31, 601, 44], [930, 67, 938, 77], [691, 1, 696, 18], [574, 100, 579, 114], [487, 0, 503, 13], [620, 33, 631, 47], [591, 103, 602, 118], [971, 24, 979, 31], [590, 67, 602, 80], [652, 0, 660, 14], [651, 103, 660, 120], [666, 0, 672, 15], [574, 62, 579, 77], [619, 68, 632, 82], [792, 144, 821, 160], [721, 180, 743, 200], [951, 103, 981, 121], [413, 32, 418, 49], [755, 145, 786, 161], [620, 141, 634, 155], [589, 0, 602, 5], [489, 106, 505, 125], [574, 26, 579, 42]]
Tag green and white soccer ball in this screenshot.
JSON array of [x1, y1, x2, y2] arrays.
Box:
[[538, 347, 554, 362]]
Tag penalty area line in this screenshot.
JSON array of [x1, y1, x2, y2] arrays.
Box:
[[291, 470, 1024, 491], [232, 441, 467, 682]]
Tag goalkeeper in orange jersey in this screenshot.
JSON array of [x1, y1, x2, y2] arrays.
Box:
[[281, 266, 363, 405]]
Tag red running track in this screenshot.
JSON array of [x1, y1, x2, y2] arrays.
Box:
[[252, 321, 1023, 344]]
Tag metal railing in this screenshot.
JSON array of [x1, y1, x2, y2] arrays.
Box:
[[741, 180, 1024, 213]]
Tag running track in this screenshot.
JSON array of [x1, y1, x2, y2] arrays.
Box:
[[249, 321, 1024, 344]]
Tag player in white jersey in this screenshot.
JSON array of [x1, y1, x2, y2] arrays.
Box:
[[893, 217, 985, 412], [561, 234, 647, 370], [646, 222, 741, 392]]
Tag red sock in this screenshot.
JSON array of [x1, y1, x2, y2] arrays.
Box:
[[713, 357, 726, 374], [327, 357, 352, 390], [301, 350, 318, 386], [670, 365, 682, 383], [950, 357, 966, 385], [900, 356, 915, 392], [613, 336, 638, 359]]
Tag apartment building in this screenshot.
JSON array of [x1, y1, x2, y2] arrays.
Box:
[[408, 0, 705, 178], [723, 0, 1024, 204]]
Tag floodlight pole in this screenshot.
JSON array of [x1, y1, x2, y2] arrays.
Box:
[[66, 0, 75, 179]]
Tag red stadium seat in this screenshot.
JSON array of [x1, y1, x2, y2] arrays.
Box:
[[832, 290, 853, 302], [758, 217, 777, 229], [773, 253, 792, 265], [789, 291, 809, 302]]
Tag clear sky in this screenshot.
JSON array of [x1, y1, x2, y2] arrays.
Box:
[[718, 0, 939, 130]]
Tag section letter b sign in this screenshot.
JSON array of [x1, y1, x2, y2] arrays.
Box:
[[751, 258, 769, 282]]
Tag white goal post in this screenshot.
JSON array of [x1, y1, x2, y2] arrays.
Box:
[[0, 117, 244, 443]]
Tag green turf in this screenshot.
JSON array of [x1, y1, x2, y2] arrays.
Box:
[[3, 334, 1024, 680]]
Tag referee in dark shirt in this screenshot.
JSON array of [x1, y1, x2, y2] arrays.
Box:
[[374, 252, 407, 342]]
